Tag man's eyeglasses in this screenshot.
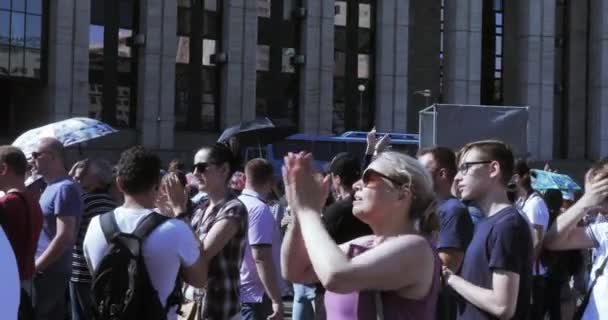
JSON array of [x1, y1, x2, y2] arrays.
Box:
[[362, 168, 404, 187], [192, 162, 215, 173], [31, 151, 50, 159], [457, 161, 492, 175]]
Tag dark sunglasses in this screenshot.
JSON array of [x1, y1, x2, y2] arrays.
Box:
[[362, 168, 404, 187], [192, 162, 216, 173], [31, 151, 51, 159]]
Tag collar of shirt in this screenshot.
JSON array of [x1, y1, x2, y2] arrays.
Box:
[[240, 188, 267, 203]]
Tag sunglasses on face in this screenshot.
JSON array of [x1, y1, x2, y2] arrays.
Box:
[[192, 162, 215, 173], [31, 151, 51, 160], [362, 168, 404, 187]]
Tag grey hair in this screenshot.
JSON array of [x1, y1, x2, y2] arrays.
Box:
[[373, 151, 440, 236], [87, 159, 115, 187]]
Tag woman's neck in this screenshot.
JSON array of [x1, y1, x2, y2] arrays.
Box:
[[207, 187, 228, 207], [368, 215, 416, 243]]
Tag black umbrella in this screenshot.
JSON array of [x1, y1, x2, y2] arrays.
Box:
[[217, 117, 297, 147]]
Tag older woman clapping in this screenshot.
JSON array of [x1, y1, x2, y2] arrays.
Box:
[[281, 151, 441, 320]]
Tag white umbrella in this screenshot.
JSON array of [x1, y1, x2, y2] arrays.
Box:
[[12, 117, 118, 158]]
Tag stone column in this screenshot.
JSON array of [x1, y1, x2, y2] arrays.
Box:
[[136, 0, 176, 149], [443, 0, 482, 104], [514, 0, 556, 161], [71, 0, 90, 118], [407, 0, 440, 131], [374, 0, 411, 132], [564, 0, 589, 159], [220, 0, 257, 129], [298, 0, 334, 134], [588, 0, 608, 159], [46, 0, 76, 121]]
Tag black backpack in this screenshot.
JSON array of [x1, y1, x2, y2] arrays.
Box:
[[91, 211, 181, 320]]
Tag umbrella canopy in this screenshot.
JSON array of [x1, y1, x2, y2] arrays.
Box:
[[12, 117, 118, 157], [217, 117, 296, 146], [531, 169, 581, 192]]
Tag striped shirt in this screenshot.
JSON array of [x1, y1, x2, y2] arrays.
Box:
[[71, 191, 117, 283]]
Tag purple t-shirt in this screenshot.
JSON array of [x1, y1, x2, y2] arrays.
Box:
[[238, 189, 283, 303], [37, 176, 83, 273], [325, 239, 440, 320]]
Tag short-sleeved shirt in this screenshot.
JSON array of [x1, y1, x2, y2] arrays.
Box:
[[84, 208, 200, 320], [0, 226, 20, 320], [457, 206, 533, 320], [191, 195, 248, 319], [437, 198, 474, 252], [37, 176, 84, 273], [71, 191, 117, 283], [323, 198, 372, 244], [516, 192, 550, 275], [436, 198, 474, 320], [0, 191, 43, 280], [238, 189, 283, 303], [582, 222, 608, 320]]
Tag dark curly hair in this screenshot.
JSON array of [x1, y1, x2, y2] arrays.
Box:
[[116, 146, 161, 194]]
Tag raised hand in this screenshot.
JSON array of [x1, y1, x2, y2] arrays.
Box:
[[375, 134, 392, 154], [581, 169, 608, 207], [163, 173, 188, 215], [282, 152, 331, 216]]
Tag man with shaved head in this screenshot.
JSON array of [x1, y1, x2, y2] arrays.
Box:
[[32, 137, 83, 320]]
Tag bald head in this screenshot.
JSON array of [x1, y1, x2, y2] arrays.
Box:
[[38, 137, 65, 161], [33, 137, 67, 178]]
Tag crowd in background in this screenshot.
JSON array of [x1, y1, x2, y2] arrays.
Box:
[[0, 129, 607, 320]]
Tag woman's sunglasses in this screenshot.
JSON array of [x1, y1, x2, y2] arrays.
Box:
[[362, 168, 404, 187], [192, 162, 215, 173]]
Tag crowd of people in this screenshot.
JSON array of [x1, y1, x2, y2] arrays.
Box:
[[0, 130, 607, 320]]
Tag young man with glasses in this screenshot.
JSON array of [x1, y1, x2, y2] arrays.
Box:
[[442, 140, 533, 320]]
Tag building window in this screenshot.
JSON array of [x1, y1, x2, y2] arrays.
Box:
[[89, 0, 138, 128], [0, 0, 44, 79], [255, 0, 301, 128], [333, 0, 375, 133], [481, 0, 503, 105], [175, 0, 222, 131]]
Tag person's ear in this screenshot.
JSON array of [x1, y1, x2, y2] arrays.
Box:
[[115, 176, 126, 194], [488, 161, 501, 179]]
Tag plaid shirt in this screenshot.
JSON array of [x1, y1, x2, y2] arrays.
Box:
[[191, 195, 248, 319]]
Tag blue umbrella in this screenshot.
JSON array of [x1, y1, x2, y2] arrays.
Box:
[[531, 169, 581, 192], [12, 117, 118, 158]]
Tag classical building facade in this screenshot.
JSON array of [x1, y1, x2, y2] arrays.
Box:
[[1, 0, 607, 163]]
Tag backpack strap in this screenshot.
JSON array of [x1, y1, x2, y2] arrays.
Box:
[[573, 254, 608, 320], [132, 212, 170, 241], [100, 210, 120, 244]]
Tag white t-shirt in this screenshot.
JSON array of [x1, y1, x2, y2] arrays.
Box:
[[517, 193, 550, 275], [83, 207, 200, 320], [583, 221, 608, 320], [0, 226, 20, 320]]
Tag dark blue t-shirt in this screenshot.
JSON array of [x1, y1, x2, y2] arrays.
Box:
[[457, 206, 532, 320], [437, 198, 474, 252], [436, 198, 474, 320]]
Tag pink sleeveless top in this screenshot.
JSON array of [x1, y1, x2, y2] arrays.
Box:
[[324, 239, 440, 320]]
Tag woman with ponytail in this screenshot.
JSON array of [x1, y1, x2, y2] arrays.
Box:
[[281, 151, 441, 319]]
